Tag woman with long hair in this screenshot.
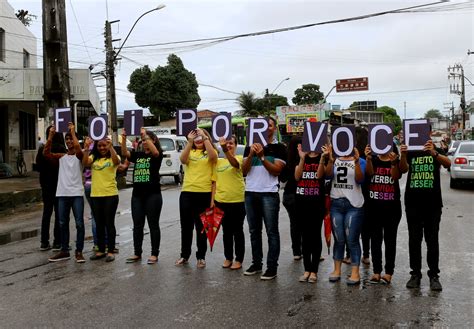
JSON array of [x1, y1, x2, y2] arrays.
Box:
[[294, 143, 326, 283], [121, 128, 164, 265], [82, 136, 120, 262], [212, 136, 246, 270], [176, 128, 217, 268], [321, 143, 366, 285]]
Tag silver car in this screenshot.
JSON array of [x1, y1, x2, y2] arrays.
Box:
[[450, 140, 474, 188]]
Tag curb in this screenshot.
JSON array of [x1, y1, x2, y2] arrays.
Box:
[[0, 228, 39, 246]]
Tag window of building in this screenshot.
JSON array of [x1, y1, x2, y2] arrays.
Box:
[[19, 111, 36, 150], [23, 49, 30, 68], [0, 28, 5, 62]]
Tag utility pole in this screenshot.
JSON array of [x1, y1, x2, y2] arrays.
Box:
[[404, 101, 406, 120], [443, 102, 454, 138], [42, 0, 71, 125], [448, 64, 466, 139], [104, 20, 120, 144]]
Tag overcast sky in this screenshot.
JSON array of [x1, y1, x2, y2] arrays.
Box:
[[8, 0, 474, 119]]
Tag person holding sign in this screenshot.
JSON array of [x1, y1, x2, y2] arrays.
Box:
[[399, 130, 450, 291], [121, 128, 164, 265], [364, 144, 402, 285], [294, 144, 326, 283], [44, 123, 85, 263], [83, 136, 121, 262], [176, 128, 217, 268], [242, 117, 287, 280], [211, 136, 246, 270], [321, 144, 366, 285]]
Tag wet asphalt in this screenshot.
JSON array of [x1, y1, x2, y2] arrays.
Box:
[[0, 172, 473, 328]]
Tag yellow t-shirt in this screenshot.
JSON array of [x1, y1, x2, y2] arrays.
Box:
[[182, 149, 216, 193], [213, 156, 245, 203], [90, 155, 120, 197]]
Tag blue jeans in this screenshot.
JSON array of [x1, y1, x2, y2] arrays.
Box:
[[330, 198, 364, 265], [58, 196, 85, 252], [245, 192, 280, 271]]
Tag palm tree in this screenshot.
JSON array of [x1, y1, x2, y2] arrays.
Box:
[[237, 92, 258, 116]]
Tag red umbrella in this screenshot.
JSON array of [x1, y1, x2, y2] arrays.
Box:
[[324, 195, 332, 254], [200, 206, 224, 251]]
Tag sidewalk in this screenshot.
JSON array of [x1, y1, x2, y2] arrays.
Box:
[[0, 172, 42, 214]]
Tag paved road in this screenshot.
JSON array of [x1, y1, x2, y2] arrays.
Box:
[[0, 172, 473, 328]]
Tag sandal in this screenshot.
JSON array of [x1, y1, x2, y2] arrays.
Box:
[[147, 256, 158, 265], [308, 273, 317, 283], [126, 255, 141, 263], [381, 274, 392, 285], [299, 272, 310, 282], [368, 274, 381, 284], [90, 253, 106, 260], [175, 257, 188, 266]]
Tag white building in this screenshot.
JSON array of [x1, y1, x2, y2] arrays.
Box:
[[0, 1, 100, 173]]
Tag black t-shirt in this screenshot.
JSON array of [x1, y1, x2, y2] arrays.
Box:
[[367, 156, 401, 208], [130, 151, 163, 196], [404, 148, 443, 207], [295, 155, 325, 205]]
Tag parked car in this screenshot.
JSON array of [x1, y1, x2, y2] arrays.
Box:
[[450, 140, 474, 188], [217, 144, 246, 158], [157, 135, 187, 184]]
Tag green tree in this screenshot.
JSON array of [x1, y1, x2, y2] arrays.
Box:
[[237, 92, 259, 116], [255, 92, 289, 116], [424, 109, 444, 119], [378, 106, 402, 133], [127, 54, 200, 121], [292, 84, 324, 105]]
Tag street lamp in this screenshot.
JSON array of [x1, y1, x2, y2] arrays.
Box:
[[114, 4, 166, 60], [271, 77, 290, 94], [106, 4, 166, 143]]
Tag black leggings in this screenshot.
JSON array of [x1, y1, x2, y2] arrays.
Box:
[[179, 192, 211, 260], [40, 186, 61, 246], [131, 192, 163, 257], [297, 199, 324, 273], [91, 195, 119, 253], [368, 204, 402, 275], [215, 201, 246, 263]]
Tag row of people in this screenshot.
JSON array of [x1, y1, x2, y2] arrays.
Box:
[[38, 119, 449, 290]]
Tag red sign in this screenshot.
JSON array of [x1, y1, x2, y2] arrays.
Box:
[[336, 77, 369, 92]]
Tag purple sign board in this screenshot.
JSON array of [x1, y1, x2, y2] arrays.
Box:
[[55, 108, 71, 133], [247, 118, 269, 146], [211, 112, 232, 142], [176, 109, 197, 137], [124, 110, 143, 136], [368, 124, 393, 155], [331, 125, 355, 157], [403, 119, 430, 151], [88, 115, 108, 141], [302, 122, 328, 153]]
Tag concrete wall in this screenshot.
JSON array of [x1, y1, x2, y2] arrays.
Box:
[[0, 1, 37, 69]]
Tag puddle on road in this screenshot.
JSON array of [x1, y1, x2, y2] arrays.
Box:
[[287, 294, 314, 317]]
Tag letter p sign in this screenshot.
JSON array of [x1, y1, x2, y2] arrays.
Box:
[[176, 109, 197, 136]]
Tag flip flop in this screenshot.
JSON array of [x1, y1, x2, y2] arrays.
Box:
[[147, 257, 158, 265], [126, 256, 141, 263], [381, 275, 392, 285], [346, 278, 361, 286], [368, 275, 381, 284]]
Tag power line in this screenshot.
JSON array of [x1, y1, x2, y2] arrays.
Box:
[[68, 0, 92, 63], [122, 1, 449, 50], [198, 82, 240, 95]]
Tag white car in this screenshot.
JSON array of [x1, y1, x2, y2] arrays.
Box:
[[158, 135, 188, 184], [450, 140, 474, 188]]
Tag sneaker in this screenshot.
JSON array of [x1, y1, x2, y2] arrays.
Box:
[[406, 274, 421, 289], [197, 259, 206, 268], [40, 243, 51, 251], [75, 251, 85, 263], [430, 277, 443, 291], [244, 264, 262, 276], [175, 257, 188, 266], [51, 245, 61, 252], [48, 251, 70, 262], [260, 269, 277, 280]]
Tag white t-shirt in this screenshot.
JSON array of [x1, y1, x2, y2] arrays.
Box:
[[330, 158, 366, 208], [56, 154, 84, 197]]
